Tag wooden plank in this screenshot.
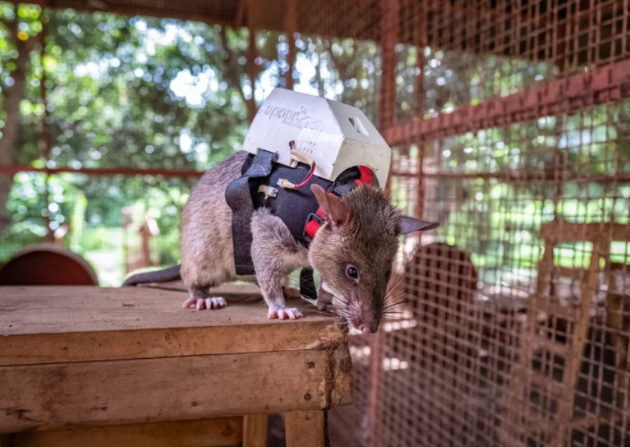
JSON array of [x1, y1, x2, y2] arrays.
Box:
[[540, 222, 630, 243], [512, 367, 566, 396], [11, 417, 243, 447], [0, 350, 330, 433], [0, 287, 344, 365], [536, 298, 579, 321], [285, 410, 326, 447], [552, 266, 585, 281], [553, 240, 603, 447], [242, 414, 268, 447], [531, 335, 571, 358], [329, 345, 353, 407]]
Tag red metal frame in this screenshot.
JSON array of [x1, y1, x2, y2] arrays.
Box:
[[0, 165, 204, 178], [382, 58, 630, 146]]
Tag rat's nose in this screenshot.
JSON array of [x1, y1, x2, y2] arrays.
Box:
[[357, 323, 376, 334]]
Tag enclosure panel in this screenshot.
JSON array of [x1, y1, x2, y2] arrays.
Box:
[[376, 103, 630, 447]]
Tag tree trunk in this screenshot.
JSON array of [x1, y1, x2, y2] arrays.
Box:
[[245, 27, 258, 123], [219, 27, 259, 124], [0, 16, 37, 236]]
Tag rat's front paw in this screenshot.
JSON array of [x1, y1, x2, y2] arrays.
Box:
[[182, 296, 227, 310], [268, 305, 303, 320]]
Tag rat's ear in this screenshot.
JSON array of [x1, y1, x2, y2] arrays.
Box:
[[397, 215, 440, 235], [311, 184, 349, 227]]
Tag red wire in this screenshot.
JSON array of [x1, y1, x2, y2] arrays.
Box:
[[287, 140, 314, 189], [293, 162, 316, 189]]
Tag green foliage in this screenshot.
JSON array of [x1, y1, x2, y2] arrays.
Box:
[[0, 172, 47, 259], [43, 11, 248, 171], [1, 2, 629, 286], [0, 5, 257, 284]]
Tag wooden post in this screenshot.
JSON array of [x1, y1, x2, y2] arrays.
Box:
[[378, 0, 398, 131], [552, 237, 605, 447], [416, 145, 425, 220], [39, 10, 54, 243], [243, 414, 268, 447], [607, 263, 629, 409], [414, 1, 426, 119], [285, 410, 326, 447], [369, 4, 399, 445], [243, 0, 259, 123], [246, 26, 258, 123], [367, 332, 386, 447], [139, 222, 151, 268], [284, 0, 297, 90], [414, 2, 426, 221]]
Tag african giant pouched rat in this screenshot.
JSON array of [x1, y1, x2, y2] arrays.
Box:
[[123, 151, 438, 333]]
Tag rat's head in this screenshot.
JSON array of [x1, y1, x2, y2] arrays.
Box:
[[308, 183, 438, 334]]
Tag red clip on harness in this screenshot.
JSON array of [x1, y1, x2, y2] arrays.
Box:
[[304, 166, 373, 240]]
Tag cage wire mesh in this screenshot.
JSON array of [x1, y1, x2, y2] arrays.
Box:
[[1, 0, 630, 446]]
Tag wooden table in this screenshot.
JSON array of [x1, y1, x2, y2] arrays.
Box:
[[0, 285, 351, 447]]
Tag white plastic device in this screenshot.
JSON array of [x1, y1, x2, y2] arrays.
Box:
[[242, 88, 392, 187]]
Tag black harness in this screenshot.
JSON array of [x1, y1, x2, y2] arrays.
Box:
[[225, 149, 374, 301]]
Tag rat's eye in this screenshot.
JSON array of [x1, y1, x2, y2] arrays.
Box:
[[346, 265, 359, 280]]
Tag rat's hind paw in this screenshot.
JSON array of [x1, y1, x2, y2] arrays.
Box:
[[182, 296, 227, 310], [268, 306, 303, 320]]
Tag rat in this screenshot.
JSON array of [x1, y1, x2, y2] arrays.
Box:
[[123, 150, 437, 333]]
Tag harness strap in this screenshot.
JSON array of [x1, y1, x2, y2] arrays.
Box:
[[225, 150, 276, 276]]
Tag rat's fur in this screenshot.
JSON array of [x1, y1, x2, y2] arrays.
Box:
[[125, 150, 431, 330], [180, 151, 248, 292], [179, 151, 309, 318], [308, 185, 400, 332]]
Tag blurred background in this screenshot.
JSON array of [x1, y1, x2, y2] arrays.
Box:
[[0, 1, 629, 446]]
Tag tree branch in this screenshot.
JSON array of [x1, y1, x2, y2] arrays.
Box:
[[219, 26, 259, 123], [0, 10, 39, 235], [219, 27, 247, 105], [0, 13, 18, 45]]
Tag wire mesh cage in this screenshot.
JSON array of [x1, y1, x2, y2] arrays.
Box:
[[0, 0, 629, 446]]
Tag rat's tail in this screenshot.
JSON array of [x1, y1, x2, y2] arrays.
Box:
[[122, 265, 181, 286]]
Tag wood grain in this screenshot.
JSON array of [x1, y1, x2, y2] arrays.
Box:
[[242, 414, 268, 447], [0, 351, 328, 433], [11, 417, 242, 447], [330, 345, 353, 407], [540, 222, 630, 242], [285, 410, 326, 447], [0, 286, 344, 365]]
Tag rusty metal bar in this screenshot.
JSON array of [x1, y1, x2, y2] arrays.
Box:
[[382, 58, 630, 146], [378, 0, 398, 130], [391, 169, 630, 183], [0, 165, 204, 178], [10, 0, 236, 28], [413, 2, 426, 222], [368, 1, 400, 444], [39, 5, 54, 242]]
